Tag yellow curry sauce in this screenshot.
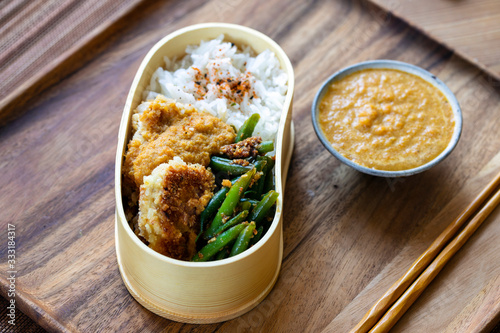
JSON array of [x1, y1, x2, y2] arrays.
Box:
[[318, 68, 455, 171]]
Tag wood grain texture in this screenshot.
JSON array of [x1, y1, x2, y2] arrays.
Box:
[[0, 0, 146, 126], [444, 274, 500, 333], [368, 0, 500, 80], [1, 0, 500, 332], [370, 185, 500, 332], [351, 171, 500, 332], [0, 296, 46, 333]]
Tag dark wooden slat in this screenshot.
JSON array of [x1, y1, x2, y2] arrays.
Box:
[[0, 0, 146, 126], [0, 0, 500, 332]]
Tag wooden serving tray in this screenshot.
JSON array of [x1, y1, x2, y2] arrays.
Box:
[[368, 0, 500, 81], [0, 0, 499, 332]]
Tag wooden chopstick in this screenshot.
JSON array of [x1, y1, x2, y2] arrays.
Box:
[[370, 186, 500, 332], [351, 171, 500, 333]]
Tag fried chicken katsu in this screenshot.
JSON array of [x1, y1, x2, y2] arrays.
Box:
[[123, 96, 235, 195], [138, 158, 215, 260]]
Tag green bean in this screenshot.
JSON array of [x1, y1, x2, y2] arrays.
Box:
[[192, 223, 248, 262], [246, 159, 267, 199], [255, 157, 268, 168], [215, 246, 230, 260], [263, 164, 276, 194], [204, 168, 256, 239], [197, 186, 230, 241], [263, 154, 275, 169], [215, 238, 237, 260], [238, 200, 252, 211], [230, 222, 256, 257], [214, 210, 249, 236], [261, 205, 277, 231], [210, 156, 254, 176], [249, 226, 264, 247], [240, 198, 259, 207], [236, 113, 260, 142], [261, 155, 275, 193], [248, 190, 279, 227], [244, 190, 258, 198], [257, 140, 274, 154], [250, 157, 271, 199]]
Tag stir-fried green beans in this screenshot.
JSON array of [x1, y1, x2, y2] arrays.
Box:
[[257, 141, 274, 155], [210, 156, 254, 176], [203, 168, 256, 240], [192, 223, 248, 262], [247, 158, 267, 199], [215, 246, 230, 260], [248, 191, 279, 227], [238, 200, 253, 212], [261, 155, 276, 194], [249, 226, 264, 247], [250, 156, 274, 199], [263, 161, 275, 194], [240, 198, 259, 208], [197, 186, 230, 241], [214, 210, 249, 236], [230, 222, 256, 257], [235, 113, 260, 142], [192, 113, 279, 262]]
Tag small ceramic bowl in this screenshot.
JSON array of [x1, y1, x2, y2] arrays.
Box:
[[311, 60, 462, 177], [115, 23, 294, 323]]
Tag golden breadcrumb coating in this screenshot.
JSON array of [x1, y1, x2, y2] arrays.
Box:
[[138, 158, 215, 260], [123, 96, 235, 196]]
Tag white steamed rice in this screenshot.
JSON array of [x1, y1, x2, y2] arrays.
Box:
[[141, 35, 288, 141]]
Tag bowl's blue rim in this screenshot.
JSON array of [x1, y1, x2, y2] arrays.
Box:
[[311, 60, 463, 178]]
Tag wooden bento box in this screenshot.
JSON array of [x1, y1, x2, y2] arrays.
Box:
[[114, 23, 295, 323]]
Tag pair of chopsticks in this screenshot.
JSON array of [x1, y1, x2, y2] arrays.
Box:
[[351, 171, 500, 333]]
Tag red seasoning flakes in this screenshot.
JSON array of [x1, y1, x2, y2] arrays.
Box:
[[192, 67, 257, 104], [142, 36, 287, 142]]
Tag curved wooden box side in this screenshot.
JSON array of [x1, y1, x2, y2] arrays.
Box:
[[114, 24, 295, 323]]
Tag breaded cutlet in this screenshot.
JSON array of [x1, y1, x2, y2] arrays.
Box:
[[138, 158, 215, 260], [123, 96, 235, 200]]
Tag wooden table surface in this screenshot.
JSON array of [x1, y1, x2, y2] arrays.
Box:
[[1, 0, 500, 332]]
